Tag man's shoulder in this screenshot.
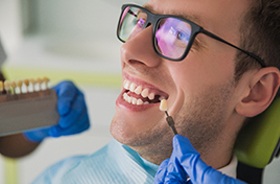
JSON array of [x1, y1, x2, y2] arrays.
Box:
[[31, 143, 113, 183]]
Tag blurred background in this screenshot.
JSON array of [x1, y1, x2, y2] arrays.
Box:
[[0, 0, 279, 183]]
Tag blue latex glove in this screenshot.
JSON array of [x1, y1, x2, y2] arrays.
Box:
[[24, 81, 90, 142], [154, 135, 247, 184]]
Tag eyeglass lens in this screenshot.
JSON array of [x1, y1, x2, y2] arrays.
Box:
[[118, 6, 193, 60]]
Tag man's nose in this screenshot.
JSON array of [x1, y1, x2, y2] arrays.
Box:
[[121, 26, 163, 68]]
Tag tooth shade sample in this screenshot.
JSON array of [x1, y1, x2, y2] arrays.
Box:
[[0, 81, 3, 92], [159, 99, 168, 112]]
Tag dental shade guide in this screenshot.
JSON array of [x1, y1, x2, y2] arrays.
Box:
[[159, 99, 178, 135], [0, 77, 59, 136]]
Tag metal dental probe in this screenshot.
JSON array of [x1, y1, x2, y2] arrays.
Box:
[[159, 99, 178, 135], [160, 99, 191, 182]]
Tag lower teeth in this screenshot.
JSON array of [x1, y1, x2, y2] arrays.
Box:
[[123, 93, 149, 105]]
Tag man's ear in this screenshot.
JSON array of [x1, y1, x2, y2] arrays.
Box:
[[236, 67, 280, 117]]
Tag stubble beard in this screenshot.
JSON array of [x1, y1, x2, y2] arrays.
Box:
[[110, 81, 235, 164]]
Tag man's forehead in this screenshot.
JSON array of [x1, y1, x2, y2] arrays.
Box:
[[144, 0, 249, 38], [143, 2, 205, 26]]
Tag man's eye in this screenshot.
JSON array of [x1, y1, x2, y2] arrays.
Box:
[[177, 32, 189, 41], [169, 27, 189, 41], [136, 18, 145, 28]]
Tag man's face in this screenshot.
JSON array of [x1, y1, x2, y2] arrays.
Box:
[[111, 0, 250, 164]]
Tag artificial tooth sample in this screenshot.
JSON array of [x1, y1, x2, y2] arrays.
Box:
[[29, 78, 36, 92], [24, 79, 30, 93], [42, 77, 50, 90], [10, 81, 16, 94], [0, 81, 3, 94], [159, 99, 168, 112], [4, 81, 10, 94], [17, 80, 23, 94], [0, 77, 51, 95], [0, 77, 58, 137], [159, 98, 178, 135], [37, 78, 42, 91]]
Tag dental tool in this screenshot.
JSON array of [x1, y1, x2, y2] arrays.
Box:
[[160, 99, 191, 182], [159, 99, 178, 135], [0, 77, 59, 136]]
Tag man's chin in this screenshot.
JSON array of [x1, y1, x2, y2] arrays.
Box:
[[110, 118, 134, 145]]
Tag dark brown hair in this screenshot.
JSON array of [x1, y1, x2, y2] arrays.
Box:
[[235, 0, 280, 81]]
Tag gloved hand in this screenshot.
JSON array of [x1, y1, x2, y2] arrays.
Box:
[[24, 81, 90, 142], [154, 134, 247, 184]]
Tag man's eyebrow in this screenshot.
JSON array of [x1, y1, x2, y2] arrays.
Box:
[[143, 4, 203, 25]]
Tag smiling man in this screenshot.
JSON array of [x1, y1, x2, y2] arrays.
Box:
[[32, 0, 280, 183]]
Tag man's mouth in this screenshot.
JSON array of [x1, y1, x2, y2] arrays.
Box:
[[122, 79, 168, 105]]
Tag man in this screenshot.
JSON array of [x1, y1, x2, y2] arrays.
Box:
[[31, 0, 280, 183], [0, 38, 90, 158]]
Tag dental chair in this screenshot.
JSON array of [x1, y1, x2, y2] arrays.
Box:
[[235, 96, 280, 184]]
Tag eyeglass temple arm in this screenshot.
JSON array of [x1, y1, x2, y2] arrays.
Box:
[[201, 29, 266, 67]]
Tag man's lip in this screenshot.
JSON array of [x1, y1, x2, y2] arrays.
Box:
[[122, 74, 169, 100], [116, 92, 161, 112], [116, 72, 170, 112]]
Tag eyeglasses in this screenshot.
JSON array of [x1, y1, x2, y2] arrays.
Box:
[[117, 4, 266, 67]]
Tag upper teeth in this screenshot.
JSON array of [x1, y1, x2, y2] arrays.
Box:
[[122, 80, 165, 105]]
